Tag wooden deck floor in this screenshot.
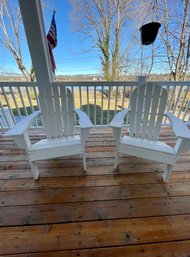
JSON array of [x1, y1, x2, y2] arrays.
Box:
[[0, 127, 190, 256]]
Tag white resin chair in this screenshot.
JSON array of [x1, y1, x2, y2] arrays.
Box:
[[109, 82, 190, 182], [4, 85, 93, 179]]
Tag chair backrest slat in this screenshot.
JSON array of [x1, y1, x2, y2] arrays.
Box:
[[141, 84, 153, 139], [134, 85, 146, 138], [39, 84, 75, 139], [39, 86, 54, 138], [51, 86, 61, 139], [67, 88, 75, 136], [129, 88, 138, 137], [154, 88, 168, 138], [52, 85, 63, 138], [146, 85, 162, 139], [60, 86, 69, 137], [129, 83, 167, 141]]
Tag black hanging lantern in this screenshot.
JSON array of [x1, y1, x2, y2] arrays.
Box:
[[139, 0, 161, 45], [140, 22, 161, 45]]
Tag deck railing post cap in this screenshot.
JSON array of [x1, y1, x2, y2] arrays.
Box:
[[136, 75, 146, 85]]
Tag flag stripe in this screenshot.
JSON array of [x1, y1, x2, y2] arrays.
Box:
[[47, 12, 57, 74]]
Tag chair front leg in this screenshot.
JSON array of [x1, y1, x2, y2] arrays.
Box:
[[163, 164, 174, 183], [29, 161, 40, 180], [82, 148, 87, 172], [81, 128, 90, 172], [114, 151, 119, 170], [112, 127, 121, 170], [14, 132, 40, 180]]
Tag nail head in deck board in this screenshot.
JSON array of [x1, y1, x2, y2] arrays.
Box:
[[1, 215, 190, 255]]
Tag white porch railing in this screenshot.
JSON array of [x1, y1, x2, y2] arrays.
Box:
[[0, 81, 190, 129]]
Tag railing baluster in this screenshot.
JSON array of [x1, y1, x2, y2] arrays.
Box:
[[101, 85, 104, 125], [0, 116, 3, 128], [107, 85, 111, 124], [17, 86, 28, 116], [26, 87, 34, 112], [1, 87, 16, 125], [79, 85, 82, 110], [172, 85, 183, 115], [87, 86, 89, 117], [182, 100, 190, 122], [9, 86, 22, 121], [121, 85, 126, 109], [177, 86, 189, 119], [33, 86, 40, 109], [0, 100, 11, 128], [94, 86, 97, 126], [25, 86, 38, 127], [114, 85, 118, 116]]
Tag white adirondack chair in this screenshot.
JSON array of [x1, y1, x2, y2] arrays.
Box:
[[4, 85, 93, 180], [110, 82, 190, 182]]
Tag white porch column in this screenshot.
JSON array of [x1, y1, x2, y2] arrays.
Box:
[[18, 0, 53, 85]]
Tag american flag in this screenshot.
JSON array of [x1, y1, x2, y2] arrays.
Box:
[[47, 11, 57, 74]]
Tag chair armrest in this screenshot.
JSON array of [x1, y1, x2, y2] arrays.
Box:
[[109, 108, 129, 128], [75, 109, 93, 129], [4, 111, 41, 137], [165, 112, 190, 139]]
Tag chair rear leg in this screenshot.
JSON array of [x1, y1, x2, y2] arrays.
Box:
[[29, 161, 39, 180], [82, 149, 87, 172], [163, 164, 173, 183], [114, 151, 119, 170]]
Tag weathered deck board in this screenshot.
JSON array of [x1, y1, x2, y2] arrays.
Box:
[[1, 215, 190, 255], [2, 241, 190, 257], [1, 196, 190, 227], [0, 183, 167, 206], [0, 127, 190, 256], [0, 173, 160, 191]]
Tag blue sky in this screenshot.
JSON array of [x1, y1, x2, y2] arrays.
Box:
[[44, 0, 101, 75], [0, 0, 101, 76], [44, 0, 149, 76], [0, 0, 166, 76]]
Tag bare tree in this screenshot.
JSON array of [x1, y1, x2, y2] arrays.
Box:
[[71, 0, 137, 81], [156, 0, 190, 80], [0, 0, 34, 81], [129, 0, 190, 80]]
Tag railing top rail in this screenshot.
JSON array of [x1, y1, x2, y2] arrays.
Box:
[[54, 81, 190, 86], [0, 80, 190, 88], [148, 81, 190, 85], [0, 82, 37, 87], [53, 81, 138, 87]]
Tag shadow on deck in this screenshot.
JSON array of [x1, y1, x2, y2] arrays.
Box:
[[0, 127, 190, 256]]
